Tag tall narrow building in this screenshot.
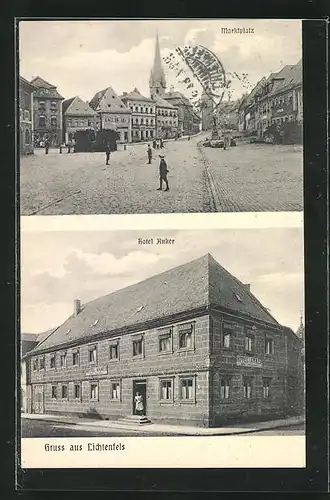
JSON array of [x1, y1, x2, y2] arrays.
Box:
[[149, 34, 167, 99]]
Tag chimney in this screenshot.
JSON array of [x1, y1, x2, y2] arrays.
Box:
[[74, 299, 81, 316], [244, 283, 251, 291]]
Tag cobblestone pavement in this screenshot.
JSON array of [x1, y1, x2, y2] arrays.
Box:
[[200, 141, 303, 212], [20, 136, 303, 215], [20, 135, 212, 215]]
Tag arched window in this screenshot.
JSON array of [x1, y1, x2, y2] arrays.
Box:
[[51, 116, 57, 128], [25, 128, 31, 144], [146, 119, 149, 125]]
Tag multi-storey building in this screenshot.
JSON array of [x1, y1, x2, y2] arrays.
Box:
[[89, 86, 132, 143], [24, 254, 304, 427], [120, 88, 156, 142], [62, 96, 99, 145], [237, 60, 303, 142], [154, 97, 178, 139], [30, 76, 64, 147], [19, 76, 36, 155]]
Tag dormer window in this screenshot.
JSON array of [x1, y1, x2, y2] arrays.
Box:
[[234, 293, 243, 303]]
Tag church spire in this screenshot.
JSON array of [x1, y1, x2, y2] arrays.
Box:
[[149, 33, 166, 99]]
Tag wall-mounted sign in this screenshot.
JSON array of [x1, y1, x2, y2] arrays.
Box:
[[86, 366, 108, 376], [236, 355, 262, 368]]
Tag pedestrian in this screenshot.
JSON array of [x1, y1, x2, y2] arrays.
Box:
[[67, 140, 71, 153], [59, 143, 63, 154], [105, 143, 111, 165], [147, 144, 152, 164], [45, 138, 50, 155], [188, 135, 191, 141], [156, 140, 160, 149], [134, 392, 144, 416], [160, 139, 164, 149], [157, 154, 169, 191]]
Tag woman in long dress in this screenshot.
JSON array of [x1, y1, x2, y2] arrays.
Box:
[[134, 392, 144, 416]]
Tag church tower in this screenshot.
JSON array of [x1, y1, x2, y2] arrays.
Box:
[[201, 87, 214, 131], [149, 34, 166, 99]]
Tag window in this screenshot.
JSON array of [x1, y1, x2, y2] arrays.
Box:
[[178, 324, 194, 349], [243, 376, 253, 399], [24, 110, 30, 121], [265, 338, 274, 355], [222, 324, 233, 349], [50, 355, 56, 369], [39, 356, 45, 370], [38, 116, 46, 128], [220, 377, 230, 400], [51, 116, 57, 128], [60, 352, 67, 368], [109, 341, 119, 360], [245, 334, 254, 353], [90, 383, 98, 400], [51, 385, 57, 399], [51, 101, 57, 107], [61, 385, 68, 399], [72, 351, 79, 366], [88, 346, 97, 363], [159, 330, 172, 353], [180, 377, 194, 400], [74, 383, 81, 399], [32, 358, 39, 371], [132, 336, 143, 356], [160, 379, 173, 401], [110, 381, 120, 400], [263, 378, 271, 398]]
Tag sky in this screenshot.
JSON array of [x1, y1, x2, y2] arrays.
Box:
[[21, 227, 304, 334], [19, 19, 302, 103]]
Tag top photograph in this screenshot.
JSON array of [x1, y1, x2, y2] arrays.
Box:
[[19, 19, 303, 215]]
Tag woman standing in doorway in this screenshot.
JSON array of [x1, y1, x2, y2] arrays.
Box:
[[134, 392, 144, 416]]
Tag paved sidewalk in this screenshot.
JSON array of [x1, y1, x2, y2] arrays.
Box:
[[22, 413, 305, 436]]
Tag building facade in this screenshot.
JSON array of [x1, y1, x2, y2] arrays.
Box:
[[154, 97, 178, 139], [89, 86, 132, 143], [25, 254, 304, 427], [120, 89, 156, 142], [19, 77, 36, 155], [62, 96, 99, 145], [30, 76, 64, 147], [237, 60, 303, 143]]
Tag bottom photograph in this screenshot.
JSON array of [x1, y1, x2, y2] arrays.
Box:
[[21, 227, 305, 443]]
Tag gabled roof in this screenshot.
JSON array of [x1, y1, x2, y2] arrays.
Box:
[[266, 59, 302, 96], [31, 76, 64, 99], [63, 96, 97, 116], [30, 76, 57, 89], [30, 254, 280, 354], [89, 87, 131, 114], [20, 76, 37, 91], [120, 88, 153, 103], [154, 96, 176, 109]]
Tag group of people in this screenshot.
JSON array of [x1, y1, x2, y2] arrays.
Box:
[[44, 138, 76, 155], [152, 139, 164, 149]]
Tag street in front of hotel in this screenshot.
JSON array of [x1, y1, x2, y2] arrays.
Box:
[[22, 414, 305, 438], [20, 134, 303, 215]]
